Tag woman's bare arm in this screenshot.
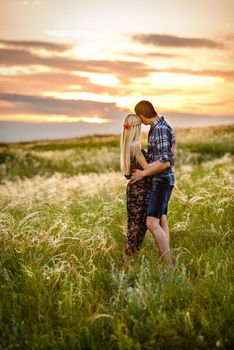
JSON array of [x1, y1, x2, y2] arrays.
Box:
[[136, 152, 158, 170]]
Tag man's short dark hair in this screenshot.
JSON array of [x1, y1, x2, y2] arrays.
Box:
[[134, 100, 157, 119]]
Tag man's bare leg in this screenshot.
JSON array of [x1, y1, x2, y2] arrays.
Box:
[[146, 216, 173, 269], [160, 214, 169, 242]]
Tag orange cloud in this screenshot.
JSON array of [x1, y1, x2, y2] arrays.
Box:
[[0, 93, 128, 121], [0, 39, 72, 52], [151, 67, 234, 81], [0, 47, 152, 83], [132, 33, 224, 49]]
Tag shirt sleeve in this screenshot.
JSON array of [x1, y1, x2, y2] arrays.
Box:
[[155, 127, 171, 163], [171, 129, 176, 146]]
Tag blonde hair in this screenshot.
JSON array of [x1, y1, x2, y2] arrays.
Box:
[[120, 113, 142, 175]]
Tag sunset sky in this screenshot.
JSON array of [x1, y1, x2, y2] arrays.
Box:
[[0, 0, 234, 141]]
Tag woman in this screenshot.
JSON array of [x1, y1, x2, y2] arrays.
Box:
[[120, 113, 156, 260]]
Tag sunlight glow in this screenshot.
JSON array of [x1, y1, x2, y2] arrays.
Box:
[[89, 73, 119, 87], [148, 73, 223, 88], [42, 91, 118, 103], [72, 72, 119, 86], [0, 66, 50, 76], [70, 43, 113, 60]]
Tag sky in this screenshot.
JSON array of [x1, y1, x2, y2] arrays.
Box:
[[0, 0, 234, 141]]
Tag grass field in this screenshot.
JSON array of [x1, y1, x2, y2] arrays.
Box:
[[0, 125, 233, 349]]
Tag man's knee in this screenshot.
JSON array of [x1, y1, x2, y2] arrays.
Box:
[[146, 216, 160, 231]]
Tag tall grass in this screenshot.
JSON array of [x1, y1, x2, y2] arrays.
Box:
[[0, 125, 233, 349]]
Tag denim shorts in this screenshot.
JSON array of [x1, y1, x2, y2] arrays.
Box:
[[147, 179, 174, 218]]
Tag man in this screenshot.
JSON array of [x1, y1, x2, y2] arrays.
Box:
[[131, 100, 175, 269]]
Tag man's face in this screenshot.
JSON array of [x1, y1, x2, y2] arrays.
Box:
[[138, 114, 150, 125]]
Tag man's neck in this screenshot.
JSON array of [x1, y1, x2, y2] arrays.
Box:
[[149, 114, 160, 125]]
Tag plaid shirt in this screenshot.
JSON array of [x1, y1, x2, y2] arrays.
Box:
[[147, 116, 175, 185]]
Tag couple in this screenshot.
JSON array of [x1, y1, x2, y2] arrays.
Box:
[[120, 100, 176, 269]]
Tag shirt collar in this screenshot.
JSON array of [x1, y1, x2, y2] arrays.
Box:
[[150, 115, 164, 130]]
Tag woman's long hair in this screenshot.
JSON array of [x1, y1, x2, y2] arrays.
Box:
[[120, 114, 142, 175]]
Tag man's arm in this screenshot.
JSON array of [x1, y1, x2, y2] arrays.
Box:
[[141, 160, 170, 176], [131, 160, 170, 183]]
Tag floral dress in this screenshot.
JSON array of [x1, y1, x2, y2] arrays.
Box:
[[124, 149, 152, 256]]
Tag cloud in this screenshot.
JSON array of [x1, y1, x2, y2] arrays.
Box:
[[0, 72, 109, 95], [0, 70, 183, 97], [132, 33, 224, 49], [0, 39, 72, 52], [151, 67, 234, 80], [0, 93, 127, 120], [126, 51, 182, 58], [224, 33, 234, 41], [0, 47, 151, 82]]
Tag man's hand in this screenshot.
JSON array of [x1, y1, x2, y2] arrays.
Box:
[[131, 169, 145, 183]]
